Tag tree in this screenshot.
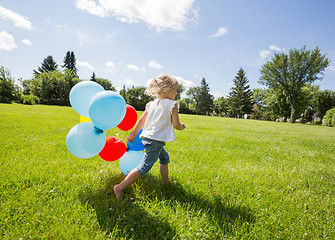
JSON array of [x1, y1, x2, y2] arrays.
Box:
[[89, 72, 116, 91], [228, 68, 252, 118], [124, 86, 152, 111], [198, 78, 214, 115], [120, 85, 127, 100], [260, 46, 330, 123], [29, 70, 80, 105], [250, 89, 266, 120], [179, 97, 196, 114], [263, 87, 292, 121], [315, 89, 335, 123], [96, 78, 116, 91], [176, 84, 185, 100], [252, 88, 266, 108], [90, 72, 97, 82], [186, 78, 214, 115], [33, 55, 58, 76], [213, 97, 227, 116], [186, 86, 201, 114], [297, 84, 318, 123], [0, 66, 16, 103], [187, 78, 213, 115], [178, 98, 195, 114], [62, 51, 78, 76], [299, 84, 320, 123], [324, 108, 335, 127]]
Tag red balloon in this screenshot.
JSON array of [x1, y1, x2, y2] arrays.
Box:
[[117, 105, 137, 131], [99, 137, 127, 161]]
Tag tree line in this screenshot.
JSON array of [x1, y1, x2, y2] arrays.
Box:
[[1, 47, 335, 124]]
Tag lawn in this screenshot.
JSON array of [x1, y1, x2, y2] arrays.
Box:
[[0, 103, 334, 239]]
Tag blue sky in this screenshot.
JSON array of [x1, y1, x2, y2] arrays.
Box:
[[1, 0, 335, 97]]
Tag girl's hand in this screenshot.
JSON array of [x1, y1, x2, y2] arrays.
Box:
[[127, 135, 135, 143], [181, 123, 186, 130]]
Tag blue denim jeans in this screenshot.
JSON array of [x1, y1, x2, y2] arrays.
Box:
[[136, 138, 170, 175]]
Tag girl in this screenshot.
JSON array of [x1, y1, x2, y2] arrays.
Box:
[[114, 75, 186, 199]]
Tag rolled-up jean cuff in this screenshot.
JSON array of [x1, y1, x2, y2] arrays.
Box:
[[136, 138, 170, 175]]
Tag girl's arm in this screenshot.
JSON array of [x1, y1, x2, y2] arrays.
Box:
[[171, 103, 186, 130], [127, 110, 148, 143]]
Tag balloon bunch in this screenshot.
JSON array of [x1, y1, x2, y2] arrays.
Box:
[[66, 81, 144, 175], [118, 129, 146, 175]]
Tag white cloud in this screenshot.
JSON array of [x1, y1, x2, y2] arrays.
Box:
[[328, 66, 335, 72], [0, 31, 17, 51], [22, 39, 32, 46], [105, 60, 116, 73], [209, 27, 228, 38], [76, 61, 94, 71], [260, 50, 271, 59], [148, 60, 163, 69], [260, 45, 284, 59], [0, 5, 32, 30], [127, 64, 141, 71], [124, 78, 136, 86], [75, 0, 108, 17], [175, 76, 195, 89], [269, 45, 282, 52], [75, 0, 198, 31]]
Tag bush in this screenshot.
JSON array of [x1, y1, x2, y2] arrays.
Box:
[[23, 94, 40, 105], [324, 108, 335, 127]]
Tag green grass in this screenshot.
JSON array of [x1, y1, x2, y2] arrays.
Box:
[[1, 103, 335, 239]]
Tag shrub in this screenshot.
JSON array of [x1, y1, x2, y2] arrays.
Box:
[[324, 108, 335, 127], [23, 94, 40, 105]]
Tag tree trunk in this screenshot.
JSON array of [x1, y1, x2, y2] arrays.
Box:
[[289, 96, 296, 123], [290, 107, 295, 123]]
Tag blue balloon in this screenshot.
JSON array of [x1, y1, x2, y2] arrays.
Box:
[[119, 151, 144, 175], [127, 129, 145, 151], [88, 91, 126, 130], [69, 81, 105, 118], [66, 122, 106, 159]]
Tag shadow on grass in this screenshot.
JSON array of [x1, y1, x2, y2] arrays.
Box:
[[79, 173, 255, 239]]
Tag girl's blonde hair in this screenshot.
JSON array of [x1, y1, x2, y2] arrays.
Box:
[[146, 74, 179, 97]]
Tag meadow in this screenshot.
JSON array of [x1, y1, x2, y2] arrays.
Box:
[[0, 103, 334, 239]]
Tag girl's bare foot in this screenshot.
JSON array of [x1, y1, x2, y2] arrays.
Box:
[[113, 185, 123, 200]]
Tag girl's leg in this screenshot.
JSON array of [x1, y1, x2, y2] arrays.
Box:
[[160, 164, 169, 183], [159, 147, 170, 183], [114, 169, 140, 199]]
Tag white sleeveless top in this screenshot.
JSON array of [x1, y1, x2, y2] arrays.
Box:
[[140, 99, 178, 142]]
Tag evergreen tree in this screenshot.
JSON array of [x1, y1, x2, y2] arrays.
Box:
[[62, 51, 78, 76], [197, 78, 214, 115], [120, 85, 127, 100], [228, 68, 252, 118], [90, 72, 97, 82], [33, 55, 58, 76]]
